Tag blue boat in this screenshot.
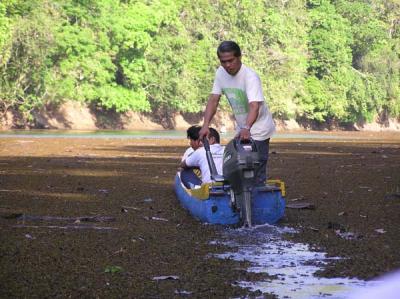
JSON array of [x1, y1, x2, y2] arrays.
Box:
[[174, 172, 286, 225]]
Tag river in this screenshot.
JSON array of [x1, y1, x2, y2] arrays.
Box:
[[1, 129, 400, 142]]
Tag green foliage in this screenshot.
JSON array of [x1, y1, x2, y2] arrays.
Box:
[[302, 75, 328, 122], [360, 42, 400, 116], [307, 1, 353, 78], [0, 1, 57, 115], [335, 0, 388, 67], [104, 265, 123, 274], [0, 3, 11, 65], [299, 0, 400, 123], [1, 0, 399, 125], [146, 0, 218, 115], [258, 6, 308, 119], [1, 0, 41, 17], [46, 0, 163, 112]]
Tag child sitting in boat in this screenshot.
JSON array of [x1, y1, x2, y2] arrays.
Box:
[[181, 125, 202, 162], [180, 127, 224, 189]]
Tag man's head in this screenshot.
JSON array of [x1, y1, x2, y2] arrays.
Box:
[[186, 125, 202, 150], [208, 127, 220, 145], [217, 41, 242, 76]]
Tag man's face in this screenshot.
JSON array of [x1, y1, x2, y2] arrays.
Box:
[[218, 51, 241, 75]]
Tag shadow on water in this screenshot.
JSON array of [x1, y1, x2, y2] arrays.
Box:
[[212, 225, 379, 299]]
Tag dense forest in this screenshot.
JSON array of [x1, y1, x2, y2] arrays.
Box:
[[1, 0, 399, 127]]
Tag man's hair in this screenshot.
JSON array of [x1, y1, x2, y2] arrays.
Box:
[[208, 127, 220, 144], [186, 125, 201, 140], [217, 41, 241, 58]]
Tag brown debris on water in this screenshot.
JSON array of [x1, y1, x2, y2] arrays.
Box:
[[0, 133, 399, 297]]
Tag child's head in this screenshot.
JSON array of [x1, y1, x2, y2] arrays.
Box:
[[208, 127, 220, 144], [186, 125, 202, 150]]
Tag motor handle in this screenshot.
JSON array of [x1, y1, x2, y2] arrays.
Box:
[[234, 137, 257, 153]]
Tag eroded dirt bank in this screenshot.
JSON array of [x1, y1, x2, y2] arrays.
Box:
[[2, 101, 400, 132], [0, 132, 399, 298]]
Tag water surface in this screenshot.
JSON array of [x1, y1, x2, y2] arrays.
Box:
[[1, 129, 399, 141], [213, 225, 378, 299]]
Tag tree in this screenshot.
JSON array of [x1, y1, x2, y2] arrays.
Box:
[[0, 1, 56, 117]]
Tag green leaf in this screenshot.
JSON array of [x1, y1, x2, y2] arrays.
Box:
[[104, 265, 123, 274]]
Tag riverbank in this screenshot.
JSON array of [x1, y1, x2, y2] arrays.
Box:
[[1, 101, 400, 132], [0, 134, 399, 298]]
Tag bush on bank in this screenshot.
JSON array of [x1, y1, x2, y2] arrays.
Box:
[[0, 0, 399, 127]]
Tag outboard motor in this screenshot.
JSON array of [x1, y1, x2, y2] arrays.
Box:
[[223, 139, 261, 227]]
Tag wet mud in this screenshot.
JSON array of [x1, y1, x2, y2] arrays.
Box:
[[0, 132, 399, 298]]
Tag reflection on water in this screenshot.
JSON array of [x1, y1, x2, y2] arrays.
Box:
[[1, 129, 400, 141], [213, 225, 378, 299]]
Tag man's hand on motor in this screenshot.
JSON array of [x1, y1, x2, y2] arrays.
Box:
[[239, 127, 251, 140]]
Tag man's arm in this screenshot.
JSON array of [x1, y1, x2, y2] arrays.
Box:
[[181, 148, 201, 169], [239, 101, 261, 140], [199, 94, 221, 139]]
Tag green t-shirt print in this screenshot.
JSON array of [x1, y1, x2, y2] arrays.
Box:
[[222, 88, 248, 116]]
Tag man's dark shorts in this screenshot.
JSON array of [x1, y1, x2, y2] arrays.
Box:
[[254, 138, 270, 186]]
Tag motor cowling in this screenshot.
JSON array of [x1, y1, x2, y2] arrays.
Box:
[[222, 139, 261, 194]]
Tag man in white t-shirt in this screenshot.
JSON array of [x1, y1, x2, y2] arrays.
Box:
[[199, 41, 275, 185], [180, 128, 224, 188]]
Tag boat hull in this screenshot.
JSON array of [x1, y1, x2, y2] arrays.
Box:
[[174, 173, 285, 225]]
